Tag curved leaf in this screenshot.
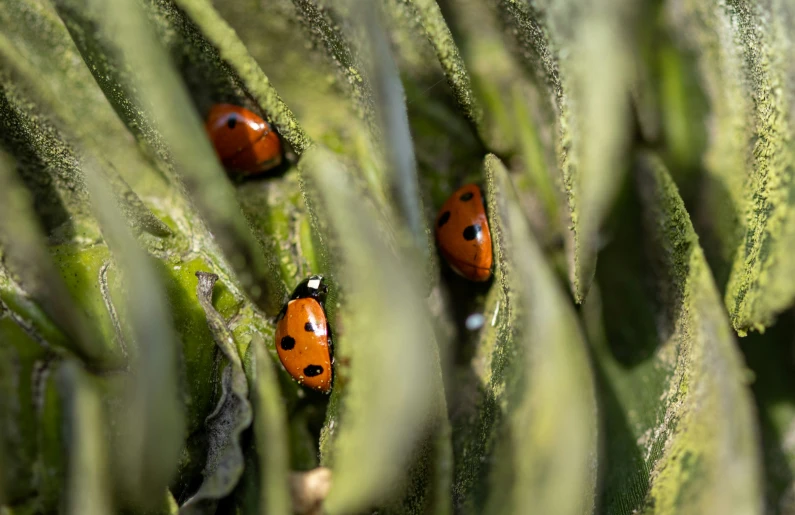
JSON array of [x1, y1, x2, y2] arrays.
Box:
[[290, 0, 377, 135], [53, 0, 286, 314], [491, 0, 634, 302], [452, 154, 597, 514], [668, 0, 795, 334], [0, 150, 116, 369], [170, 0, 311, 154], [583, 153, 763, 514], [300, 146, 441, 514], [393, 0, 483, 133], [0, 28, 185, 508]]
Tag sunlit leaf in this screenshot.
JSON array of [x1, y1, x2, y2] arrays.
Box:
[[668, 0, 795, 334], [491, 0, 634, 302], [54, 0, 286, 314], [451, 154, 597, 514], [583, 153, 763, 514]]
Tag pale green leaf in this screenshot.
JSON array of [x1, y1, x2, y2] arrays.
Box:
[[300, 146, 443, 514]]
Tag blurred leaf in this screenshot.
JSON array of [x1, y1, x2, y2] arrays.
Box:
[[245, 338, 291, 515], [54, 0, 287, 314], [451, 154, 597, 514], [738, 316, 795, 513], [0, 298, 54, 509], [60, 362, 113, 515], [0, 150, 118, 368], [0, 1, 171, 238], [300, 146, 442, 514], [492, 0, 634, 302], [0, 26, 185, 508], [583, 153, 763, 514], [668, 0, 795, 334], [360, 0, 430, 261], [181, 272, 253, 514]]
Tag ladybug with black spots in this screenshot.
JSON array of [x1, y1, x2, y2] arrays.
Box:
[[205, 104, 283, 175], [435, 184, 493, 282], [275, 275, 333, 393]]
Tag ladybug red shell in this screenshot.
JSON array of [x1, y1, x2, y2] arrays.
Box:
[[435, 184, 493, 282], [275, 275, 333, 393], [205, 104, 282, 175]]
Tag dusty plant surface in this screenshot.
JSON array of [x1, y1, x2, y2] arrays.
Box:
[[0, 0, 794, 514]]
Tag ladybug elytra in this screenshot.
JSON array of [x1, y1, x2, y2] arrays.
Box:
[[435, 184, 493, 282], [275, 275, 333, 393], [205, 103, 282, 175]]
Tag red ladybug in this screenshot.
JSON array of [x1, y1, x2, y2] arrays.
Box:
[[435, 184, 493, 282], [275, 276, 333, 393], [205, 104, 282, 175]]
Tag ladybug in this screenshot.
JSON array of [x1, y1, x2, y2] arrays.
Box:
[[275, 275, 333, 393], [205, 103, 283, 175], [435, 184, 493, 282]]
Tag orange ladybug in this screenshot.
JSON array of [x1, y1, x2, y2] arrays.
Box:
[[435, 184, 493, 282], [205, 104, 282, 175], [275, 275, 333, 393]]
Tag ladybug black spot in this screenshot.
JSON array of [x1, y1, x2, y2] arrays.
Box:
[[280, 335, 295, 350], [459, 191, 474, 201], [438, 211, 451, 228], [304, 365, 323, 377], [304, 321, 314, 332], [227, 116, 237, 129], [463, 224, 481, 241]]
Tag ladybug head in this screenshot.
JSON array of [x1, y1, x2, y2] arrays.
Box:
[[290, 275, 328, 304]]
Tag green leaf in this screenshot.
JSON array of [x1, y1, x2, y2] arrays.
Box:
[[60, 362, 113, 515], [246, 338, 291, 515], [0, 1, 171, 239], [392, 0, 483, 134], [0, 24, 186, 507], [170, 0, 311, 154], [491, 0, 634, 302], [181, 272, 253, 514], [668, 0, 795, 334], [53, 0, 287, 314], [451, 154, 598, 514], [583, 152, 763, 514], [290, 0, 378, 135], [300, 146, 443, 514], [0, 150, 117, 368]]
